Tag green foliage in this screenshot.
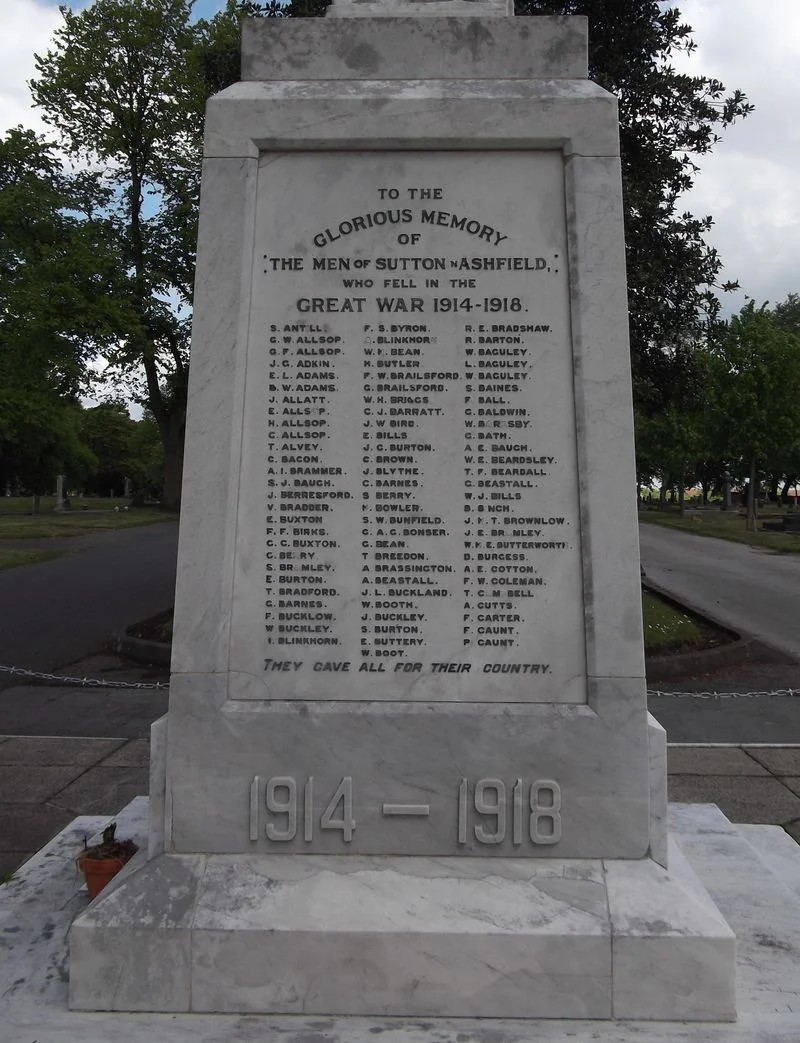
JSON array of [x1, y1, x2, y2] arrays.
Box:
[[126, 415, 165, 500], [773, 293, 800, 337], [0, 128, 120, 393], [703, 301, 800, 528], [636, 402, 702, 495], [77, 403, 165, 499], [0, 127, 121, 497], [0, 394, 96, 497], [705, 302, 800, 466], [639, 298, 800, 516]]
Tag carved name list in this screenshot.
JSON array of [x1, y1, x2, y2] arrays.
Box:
[[229, 151, 586, 703]]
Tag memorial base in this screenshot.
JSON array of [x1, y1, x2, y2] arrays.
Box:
[[69, 845, 735, 1021]]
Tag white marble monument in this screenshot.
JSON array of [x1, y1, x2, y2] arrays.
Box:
[[68, 0, 736, 1020]]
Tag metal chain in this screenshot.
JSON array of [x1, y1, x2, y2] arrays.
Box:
[[1, 662, 798, 699], [0, 664, 168, 690], [648, 688, 800, 699]]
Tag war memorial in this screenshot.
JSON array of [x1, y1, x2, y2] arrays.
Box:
[[54, 0, 749, 1022], [6, 3, 800, 1040], [3, 0, 800, 1036]]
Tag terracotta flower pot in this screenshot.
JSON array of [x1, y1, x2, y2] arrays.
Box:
[[78, 853, 131, 899]]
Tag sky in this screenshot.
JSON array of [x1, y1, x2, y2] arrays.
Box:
[[1, 0, 799, 316]]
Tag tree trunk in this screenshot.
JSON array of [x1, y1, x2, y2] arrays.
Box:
[[701, 479, 709, 506], [160, 408, 186, 512], [746, 457, 757, 532], [678, 477, 685, 515], [32, 493, 40, 515]]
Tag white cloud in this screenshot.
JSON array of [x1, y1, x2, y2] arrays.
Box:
[[0, 0, 65, 135], [674, 0, 800, 312]]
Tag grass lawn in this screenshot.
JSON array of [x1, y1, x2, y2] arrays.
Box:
[[639, 505, 800, 554], [0, 498, 177, 540], [0, 495, 129, 514], [0, 548, 65, 571], [642, 590, 730, 656]]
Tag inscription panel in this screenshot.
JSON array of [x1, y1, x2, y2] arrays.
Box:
[[230, 151, 586, 702]]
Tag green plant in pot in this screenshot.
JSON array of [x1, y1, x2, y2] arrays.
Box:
[[77, 822, 138, 899]]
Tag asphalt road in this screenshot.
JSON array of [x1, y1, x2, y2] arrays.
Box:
[[0, 521, 179, 687], [639, 523, 800, 659]]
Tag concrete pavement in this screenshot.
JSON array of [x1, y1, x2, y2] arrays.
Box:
[[639, 521, 800, 659], [648, 689, 800, 743]]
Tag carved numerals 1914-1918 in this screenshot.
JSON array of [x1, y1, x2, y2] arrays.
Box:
[[250, 775, 562, 847]]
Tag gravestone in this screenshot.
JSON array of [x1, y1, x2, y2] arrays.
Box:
[[53, 474, 66, 512], [69, 0, 736, 1021]]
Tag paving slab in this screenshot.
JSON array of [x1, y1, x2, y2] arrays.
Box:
[[668, 775, 800, 825], [743, 747, 800, 774], [667, 747, 768, 775], [649, 693, 800, 744], [0, 851, 29, 875], [0, 684, 169, 738], [0, 765, 87, 803], [781, 777, 800, 798], [49, 765, 150, 816], [0, 735, 124, 765], [98, 738, 150, 767], [0, 804, 75, 855]]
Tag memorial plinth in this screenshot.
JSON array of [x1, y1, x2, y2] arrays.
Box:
[[69, 0, 736, 1020]]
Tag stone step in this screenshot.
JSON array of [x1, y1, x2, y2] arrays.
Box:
[[668, 803, 800, 1014], [735, 823, 800, 901], [0, 814, 107, 1003], [3, 802, 800, 1040]]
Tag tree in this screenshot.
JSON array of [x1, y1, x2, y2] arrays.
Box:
[[0, 128, 119, 390], [0, 399, 96, 510], [767, 294, 800, 503], [0, 127, 119, 508], [634, 354, 709, 513], [80, 402, 136, 497], [127, 414, 166, 501], [705, 302, 800, 531], [31, 0, 204, 510], [512, 0, 752, 414], [80, 402, 165, 499]]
